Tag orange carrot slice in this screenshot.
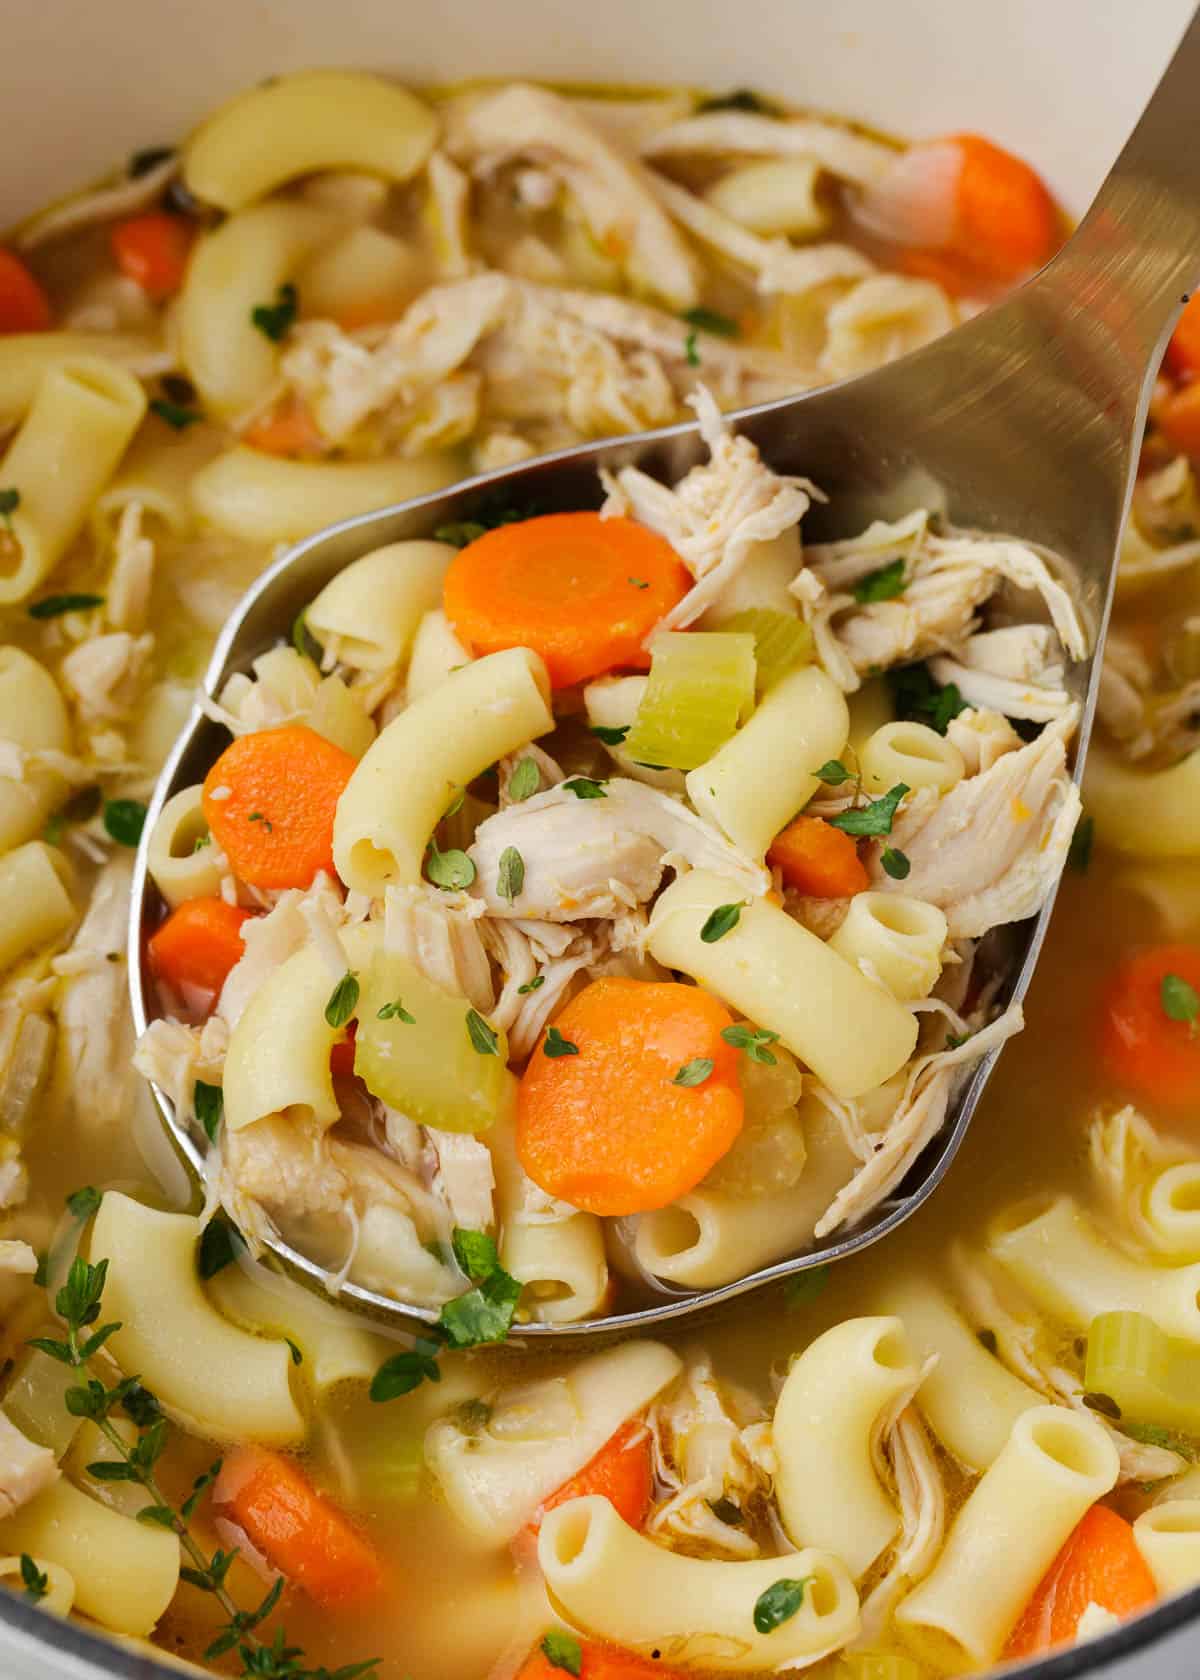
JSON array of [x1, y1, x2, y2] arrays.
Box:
[[0, 248, 52, 333], [147, 897, 251, 998], [1005, 1505, 1157, 1659], [1165, 293, 1200, 382], [517, 1638, 689, 1680], [214, 1448, 385, 1611], [443, 512, 691, 689], [768, 814, 869, 898], [242, 396, 326, 457], [1099, 943, 1200, 1109], [202, 725, 357, 890], [110, 213, 195, 301], [1158, 381, 1200, 461], [521, 1420, 653, 1546], [517, 977, 743, 1215]]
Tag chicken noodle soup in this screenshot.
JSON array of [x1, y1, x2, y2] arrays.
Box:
[[0, 60, 1194, 1680]]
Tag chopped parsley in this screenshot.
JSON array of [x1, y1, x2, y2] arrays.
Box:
[[193, 1081, 223, 1144], [149, 397, 200, 430], [0, 487, 19, 530], [517, 975, 545, 994], [438, 1238, 521, 1348], [102, 798, 148, 847], [684, 329, 700, 367], [541, 1631, 583, 1676], [1068, 812, 1095, 874], [708, 1496, 744, 1526], [466, 1009, 500, 1056], [509, 757, 540, 801], [250, 281, 298, 342], [700, 901, 746, 943], [721, 1024, 780, 1065], [627, 576, 649, 590], [946, 1031, 970, 1050], [28, 592, 105, 620], [696, 88, 779, 115], [433, 495, 541, 549], [19, 1554, 48, 1603], [324, 972, 360, 1029], [1161, 972, 1200, 1034], [681, 305, 739, 338], [452, 1228, 501, 1279], [881, 846, 911, 880], [853, 558, 907, 603], [65, 1186, 102, 1223], [828, 782, 909, 838], [291, 608, 323, 665], [753, 1576, 815, 1634], [377, 999, 416, 1023], [197, 1216, 244, 1281], [425, 836, 476, 891], [370, 1340, 442, 1402], [784, 1264, 830, 1309], [888, 663, 967, 735], [562, 777, 608, 799], [672, 1057, 714, 1087], [544, 1026, 579, 1058], [814, 758, 852, 786], [497, 845, 524, 904], [590, 724, 629, 746], [1121, 1419, 1197, 1459]]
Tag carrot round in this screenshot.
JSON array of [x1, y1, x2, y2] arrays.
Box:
[[1166, 293, 1200, 382], [517, 977, 744, 1215], [202, 724, 357, 890], [1157, 381, 1200, 461], [522, 1421, 653, 1546], [147, 897, 251, 998], [443, 512, 691, 690], [518, 1638, 689, 1680], [1100, 943, 1200, 1109], [214, 1447, 385, 1611], [768, 814, 869, 898], [1004, 1505, 1156, 1659], [0, 248, 52, 334], [110, 212, 195, 301], [243, 395, 325, 458]]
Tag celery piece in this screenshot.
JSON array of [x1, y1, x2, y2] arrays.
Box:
[[623, 632, 756, 770], [355, 949, 509, 1133], [1084, 1310, 1200, 1435], [358, 1435, 425, 1502], [3, 1346, 83, 1457], [836, 1653, 923, 1680], [716, 609, 814, 693]]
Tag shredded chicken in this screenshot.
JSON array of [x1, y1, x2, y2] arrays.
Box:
[[929, 624, 1073, 723], [859, 1402, 945, 1643], [870, 708, 1082, 938], [59, 631, 153, 725], [1087, 1104, 1189, 1256], [639, 110, 896, 187], [0, 1413, 58, 1520], [0, 1240, 37, 1277], [217, 874, 350, 1028], [18, 153, 179, 249], [427, 1129, 495, 1232], [944, 707, 1023, 776], [383, 884, 494, 1014], [54, 856, 136, 1132], [105, 500, 156, 634], [132, 1014, 230, 1130]]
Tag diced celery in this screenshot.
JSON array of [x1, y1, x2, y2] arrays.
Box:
[[1084, 1310, 1200, 1434], [358, 1435, 425, 1502], [716, 609, 814, 693], [355, 948, 509, 1134], [623, 632, 756, 770], [3, 1346, 82, 1457]]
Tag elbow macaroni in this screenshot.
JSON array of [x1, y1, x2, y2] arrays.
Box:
[[306, 540, 455, 672], [828, 891, 948, 1001], [646, 870, 918, 1098], [146, 785, 223, 909], [492, 1116, 608, 1325]]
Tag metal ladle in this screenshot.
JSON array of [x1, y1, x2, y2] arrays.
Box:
[[130, 11, 1200, 1338]]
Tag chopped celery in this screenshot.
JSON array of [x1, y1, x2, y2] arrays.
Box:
[[623, 632, 756, 771], [1084, 1310, 1200, 1435], [836, 1654, 922, 1680], [716, 609, 814, 693], [358, 1435, 425, 1502], [3, 1345, 82, 1457], [355, 949, 510, 1134]]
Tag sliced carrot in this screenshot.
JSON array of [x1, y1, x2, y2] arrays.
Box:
[[1099, 943, 1200, 1109], [110, 213, 195, 301], [202, 725, 357, 891], [517, 1638, 689, 1680], [517, 977, 743, 1215], [0, 248, 52, 333], [330, 1020, 358, 1078], [521, 1420, 653, 1546], [1157, 381, 1200, 461], [242, 395, 326, 458], [1004, 1505, 1156, 1659], [214, 1447, 385, 1611], [443, 512, 691, 690], [147, 897, 251, 998], [1165, 293, 1200, 383], [768, 814, 869, 898]]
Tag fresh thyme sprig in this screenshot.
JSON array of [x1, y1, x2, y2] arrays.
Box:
[[29, 1254, 377, 1680]]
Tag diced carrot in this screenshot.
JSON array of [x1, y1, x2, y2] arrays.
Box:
[[517, 977, 744, 1215], [147, 897, 251, 998], [330, 1020, 358, 1077], [110, 213, 195, 301], [521, 1421, 653, 1546], [1157, 381, 1200, 461], [768, 814, 869, 898], [1099, 943, 1200, 1110], [0, 248, 52, 333], [1165, 293, 1200, 382], [214, 1447, 385, 1611], [201, 725, 357, 891], [242, 395, 326, 458], [1004, 1505, 1156, 1659], [442, 512, 691, 690], [517, 1638, 689, 1680]]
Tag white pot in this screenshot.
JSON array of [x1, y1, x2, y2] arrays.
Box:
[[3, 2, 1199, 1676]]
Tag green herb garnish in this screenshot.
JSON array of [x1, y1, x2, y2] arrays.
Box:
[[544, 1026, 579, 1058], [681, 305, 739, 338], [700, 901, 745, 943], [28, 592, 105, 620], [250, 281, 298, 342], [198, 1217, 244, 1281], [1068, 812, 1095, 874], [377, 999, 415, 1023], [0, 487, 19, 530], [425, 836, 476, 891], [1161, 972, 1200, 1035], [881, 846, 911, 880], [19, 1554, 48, 1603], [562, 777, 608, 799], [753, 1576, 815, 1633], [370, 1340, 442, 1403], [828, 783, 909, 838], [149, 397, 200, 430], [194, 1081, 223, 1144], [1081, 1391, 1122, 1420], [466, 1009, 499, 1056], [324, 972, 359, 1029], [696, 88, 778, 115], [721, 1024, 780, 1065], [672, 1057, 714, 1087], [509, 757, 540, 802], [541, 1630, 583, 1676], [291, 608, 323, 665], [853, 558, 907, 603], [65, 1186, 102, 1223], [497, 845, 524, 905], [517, 975, 545, 994], [785, 1265, 830, 1309], [684, 329, 700, 368], [590, 724, 630, 745], [103, 798, 148, 847], [814, 758, 852, 786], [888, 663, 966, 735], [627, 576, 649, 589]]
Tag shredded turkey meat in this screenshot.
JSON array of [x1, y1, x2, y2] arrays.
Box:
[[0, 1413, 58, 1521]]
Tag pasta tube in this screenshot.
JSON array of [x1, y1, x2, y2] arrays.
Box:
[[1135, 1502, 1200, 1594], [145, 785, 223, 909], [0, 647, 70, 855], [306, 540, 456, 671], [0, 842, 74, 970], [828, 893, 948, 1002]]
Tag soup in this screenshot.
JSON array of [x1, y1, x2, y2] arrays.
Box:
[[0, 64, 1196, 1680]]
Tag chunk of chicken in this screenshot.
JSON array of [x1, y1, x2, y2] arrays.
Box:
[[0, 1414, 58, 1521], [384, 884, 493, 1014], [640, 111, 896, 188], [444, 83, 700, 308], [930, 625, 1072, 723], [54, 856, 137, 1133], [859, 1405, 945, 1642], [59, 631, 153, 725], [217, 873, 349, 1028], [105, 500, 156, 634], [944, 707, 1022, 776], [428, 1129, 495, 1232], [648, 1356, 774, 1561], [469, 775, 768, 922], [869, 708, 1082, 938]]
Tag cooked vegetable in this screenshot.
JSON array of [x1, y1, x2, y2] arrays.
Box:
[[0, 248, 52, 332], [1158, 381, 1200, 461], [442, 512, 691, 689], [213, 1447, 386, 1610], [1004, 1505, 1156, 1658], [517, 1636, 688, 1679], [521, 1419, 654, 1542], [715, 608, 815, 693], [1084, 1311, 1200, 1434], [1099, 944, 1200, 1107], [242, 395, 324, 457], [147, 898, 251, 998], [768, 815, 869, 898], [110, 213, 195, 300], [355, 947, 510, 1133], [201, 724, 357, 889], [517, 977, 744, 1214], [1165, 292, 1200, 380], [623, 631, 756, 770]]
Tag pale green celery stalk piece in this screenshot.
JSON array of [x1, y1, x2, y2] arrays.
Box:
[[1084, 1310, 1200, 1433], [622, 631, 756, 770], [359, 1435, 424, 1501], [355, 949, 509, 1133], [3, 1346, 83, 1457], [711, 608, 814, 693]]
